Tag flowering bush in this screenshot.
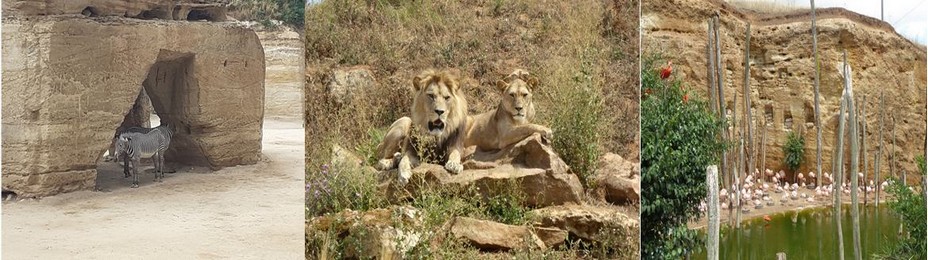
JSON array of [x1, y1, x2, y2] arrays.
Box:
[[641, 54, 727, 259]]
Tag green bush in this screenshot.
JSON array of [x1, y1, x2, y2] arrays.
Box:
[[548, 56, 605, 188], [879, 176, 927, 259], [231, 0, 304, 29], [640, 54, 726, 259], [783, 131, 805, 177]]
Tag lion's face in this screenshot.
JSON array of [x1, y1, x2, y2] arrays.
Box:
[[496, 71, 537, 123], [412, 70, 466, 138]]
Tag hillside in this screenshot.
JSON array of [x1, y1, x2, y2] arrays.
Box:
[[643, 0, 927, 180]]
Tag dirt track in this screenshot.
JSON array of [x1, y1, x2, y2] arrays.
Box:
[[1, 119, 305, 259]]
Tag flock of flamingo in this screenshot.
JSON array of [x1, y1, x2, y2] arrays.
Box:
[[699, 169, 900, 214]]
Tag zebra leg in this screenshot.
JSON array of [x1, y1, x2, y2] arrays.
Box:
[[159, 153, 166, 181], [155, 152, 163, 182], [131, 157, 140, 188], [123, 153, 131, 178]]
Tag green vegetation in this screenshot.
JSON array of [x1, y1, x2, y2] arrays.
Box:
[[783, 131, 805, 176], [548, 55, 606, 188], [878, 176, 927, 259], [641, 54, 727, 259], [230, 0, 304, 29]]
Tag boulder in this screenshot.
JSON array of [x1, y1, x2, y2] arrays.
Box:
[[450, 217, 545, 251], [2, 16, 264, 197], [592, 153, 641, 204], [327, 66, 377, 104], [530, 205, 639, 243], [384, 134, 584, 207], [307, 206, 423, 259]]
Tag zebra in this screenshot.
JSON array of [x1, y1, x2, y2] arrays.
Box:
[[115, 124, 174, 188], [114, 126, 155, 178]]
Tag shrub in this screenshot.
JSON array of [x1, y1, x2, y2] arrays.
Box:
[[640, 54, 726, 259], [305, 160, 385, 217], [548, 55, 605, 188], [230, 0, 304, 29], [879, 176, 927, 259], [783, 131, 805, 177]]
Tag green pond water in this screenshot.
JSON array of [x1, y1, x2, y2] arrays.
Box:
[[690, 205, 903, 259]]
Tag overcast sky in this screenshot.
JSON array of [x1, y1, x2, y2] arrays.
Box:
[[755, 0, 927, 44]]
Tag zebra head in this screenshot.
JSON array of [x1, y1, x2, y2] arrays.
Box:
[[114, 135, 131, 161]]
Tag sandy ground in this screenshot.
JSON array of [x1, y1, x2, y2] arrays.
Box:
[[690, 185, 894, 228], [1, 119, 305, 259]]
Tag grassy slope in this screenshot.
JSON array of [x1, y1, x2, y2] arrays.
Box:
[[304, 0, 639, 258], [305, 0, 639, 174]]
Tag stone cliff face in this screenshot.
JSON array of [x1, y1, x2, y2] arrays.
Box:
[[2, 0, 265, 197], [254, 25, 304, 119], [643, 0, 927, 180]]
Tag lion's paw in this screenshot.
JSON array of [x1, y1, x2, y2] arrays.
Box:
[[541, 128, 554, 143], [445, 160, 463, 174], [398, 159, 412, 186]]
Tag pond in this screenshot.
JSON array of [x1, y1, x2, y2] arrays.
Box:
[[690, 204, 903, 259]]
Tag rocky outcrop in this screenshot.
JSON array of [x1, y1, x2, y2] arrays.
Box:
[[383, 134, 584, 207], [531, 205, 639, 242], [450, 217, 546, 250], [2, 0, 229, 21], [593, 153, 641, 204], [253, 25, 303, 119], [326, 66, 377, 105], [306, 206, 423, 259], [2, 7, 264, 197], [642, 0, 927, 178]]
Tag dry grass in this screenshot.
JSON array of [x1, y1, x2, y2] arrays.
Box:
[[305, 0, 639, 176], [725, 0, 805, 13]]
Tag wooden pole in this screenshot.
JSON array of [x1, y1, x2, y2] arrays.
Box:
[[832, 51, 849, 260], [845, 57, 862, 260], [743, 23, 755, 190], [811, 0, 823, 188], [862, 95, 868, 205], [707, 165, 720, 260], [877, 90, 885, 206]]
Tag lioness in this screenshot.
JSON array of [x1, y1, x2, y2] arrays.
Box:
[[464, 69, 552, 152], [375, 69, 468, 185]]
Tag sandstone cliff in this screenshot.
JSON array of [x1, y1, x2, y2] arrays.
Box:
[[2, 0, 265, 197], [643, 0, 927, 180]]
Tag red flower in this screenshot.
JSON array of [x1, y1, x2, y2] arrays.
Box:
[[683, 94, 689, 103], [659, 61, 673, 79], [645, 88, 652, 96]]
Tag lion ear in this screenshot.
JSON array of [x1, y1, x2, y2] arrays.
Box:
[[412, 75, 423, 91], [496, 80, 509, 92], [526, 77, 539, 90]]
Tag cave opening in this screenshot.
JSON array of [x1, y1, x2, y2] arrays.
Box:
[[95, 50, 210, 189]]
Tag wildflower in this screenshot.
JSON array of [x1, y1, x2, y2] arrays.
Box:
[[683, 94, 689, 103], [659, 60, 672, 79]]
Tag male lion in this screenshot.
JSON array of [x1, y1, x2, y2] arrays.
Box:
[[464, 69, 553, 152], [375, 69, 468, 185]]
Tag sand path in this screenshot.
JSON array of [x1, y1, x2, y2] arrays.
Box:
[[2, 119, 305, 259]]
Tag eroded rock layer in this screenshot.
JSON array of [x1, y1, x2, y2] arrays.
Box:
[[643, 0, 927, 178], [2, 14, 264, 197]]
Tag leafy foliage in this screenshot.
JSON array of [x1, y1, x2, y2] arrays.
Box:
[[880, 177, 927, 259], [549, 55, 606, 188], [783, 131, 805, 174], [641, 54, 726, 259], [230, 0, 305, 29]]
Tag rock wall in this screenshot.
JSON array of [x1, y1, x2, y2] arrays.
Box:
[[2, 12, 265, 197], [255, 25, 304, 119], [643, 0, 927, 179]]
